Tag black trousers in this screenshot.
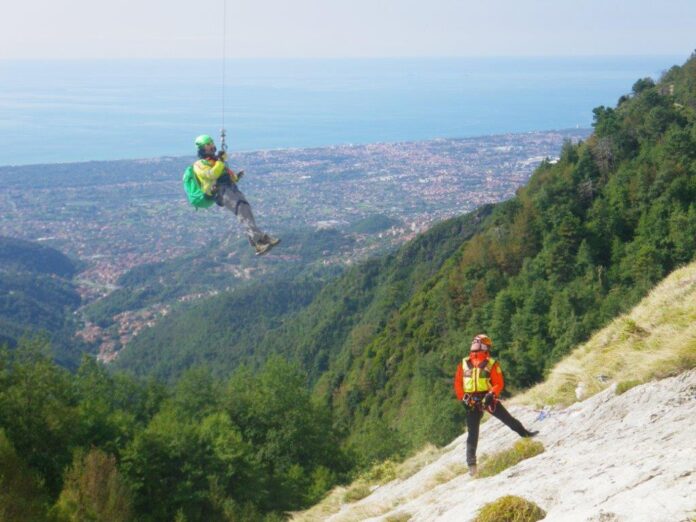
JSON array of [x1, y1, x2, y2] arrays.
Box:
[[465, 401, 529, 466]]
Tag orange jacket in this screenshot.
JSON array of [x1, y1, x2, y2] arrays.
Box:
[[453, 351, 504, 401]]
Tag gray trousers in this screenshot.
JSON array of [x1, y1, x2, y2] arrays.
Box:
[[216, 182, 264, 244]]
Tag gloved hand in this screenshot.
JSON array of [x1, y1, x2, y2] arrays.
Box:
[[236, 170, 244, 181], [483, 392, 495, 407], [217, 151, 228, 162]]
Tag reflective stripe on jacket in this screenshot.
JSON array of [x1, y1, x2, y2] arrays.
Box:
[[454, 353, 504, 400], [463, 357, 496, 393]]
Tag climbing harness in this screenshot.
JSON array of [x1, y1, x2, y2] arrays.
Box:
[[463, 393, 497, 414]]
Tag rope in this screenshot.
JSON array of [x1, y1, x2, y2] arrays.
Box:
[[220, 0, 227, 151]]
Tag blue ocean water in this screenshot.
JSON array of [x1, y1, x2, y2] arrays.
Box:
[[0, 56, 684, 166]]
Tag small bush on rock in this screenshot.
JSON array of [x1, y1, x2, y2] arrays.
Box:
[[473, 495, 546, 522]]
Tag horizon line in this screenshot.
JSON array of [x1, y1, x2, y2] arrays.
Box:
[[0, 128, 592, 170], [0, 53, 688, 62]]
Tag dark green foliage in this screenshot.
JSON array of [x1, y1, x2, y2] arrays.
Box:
[[0, 340, 158, 498], [0, 339, 350, 520], [0, 338, 82, 496], [115, 277, 325, 382], [0, 238, 85, 366], [0, 236, 78, 278], [52, 448, 133, 522], [0, 272, 80, 331], [223, 358, 350, 510], [349, 214, 402, 234], [0, 428, 50, 521]]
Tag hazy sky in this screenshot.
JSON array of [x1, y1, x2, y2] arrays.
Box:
[[3, 0, 695, 59]]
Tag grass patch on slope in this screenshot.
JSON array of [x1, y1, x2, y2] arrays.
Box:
[[615, 379, 642, 395], [477, 439, 545, 478], [292, 445, 445, 521], [516, 261, 696, 407], [473, 495, 546, 522]]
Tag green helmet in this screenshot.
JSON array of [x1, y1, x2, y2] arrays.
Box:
[[194, 134, 214, 148]]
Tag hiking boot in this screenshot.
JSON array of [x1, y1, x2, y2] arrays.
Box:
[[468, 464, 477, 477], [262, 234, 280, 247], [521, 430, 539, 438], [254, 234, 280, 256]]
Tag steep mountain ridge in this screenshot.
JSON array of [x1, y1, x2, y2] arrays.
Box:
[[297, 258, 696, 520], [311, 53, 696, 457]]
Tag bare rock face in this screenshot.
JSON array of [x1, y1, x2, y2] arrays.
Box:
[[324, 370, 696, 522]]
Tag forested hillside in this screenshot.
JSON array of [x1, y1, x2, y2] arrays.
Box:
[[0, 237, 86, 365], [0, 236, 78, 278], [320, 54, 696, 459], [115, 206, 492, 382]]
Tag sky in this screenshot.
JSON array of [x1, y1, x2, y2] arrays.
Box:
[[2, 0, 695, 60]]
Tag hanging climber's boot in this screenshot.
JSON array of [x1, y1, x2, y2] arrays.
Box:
[[254, 234, 280, 256]]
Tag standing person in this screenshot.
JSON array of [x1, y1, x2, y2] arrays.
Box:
[[453, 334, 538, 476], [183, 134, 279, 256]]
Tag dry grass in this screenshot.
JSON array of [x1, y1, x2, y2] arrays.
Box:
[[615, 379, 642, 395], [426, 462, 469, 489], [477, 439, 545, 478], [292, 444, 451, 521], [289, 484, 349, 522], [515, 261, 696, 407], [342, 482, 372, 503], [394, 444, 444, 481], [473, 495, 546, 522]]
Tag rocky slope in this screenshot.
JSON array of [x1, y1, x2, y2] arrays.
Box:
[[311, 369, 695, 521]]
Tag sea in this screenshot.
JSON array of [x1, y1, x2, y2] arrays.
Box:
[[0, 55, 685, 166]]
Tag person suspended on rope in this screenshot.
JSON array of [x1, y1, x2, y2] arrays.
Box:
[[453, 334, 538, 477], [182, 134, 280, 256]]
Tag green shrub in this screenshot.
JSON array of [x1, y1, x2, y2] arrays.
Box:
[[52, 448, 133, 522], [473, 495, 546, 522], [616, 379, 642, 395], [342, 482, 372, 503], [363, 459, 398, 484], [0, 429, 49, 521], [478, 439, 544, 478]]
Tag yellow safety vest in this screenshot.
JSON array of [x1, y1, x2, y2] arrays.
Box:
[[193, 159, 226, 196], [462, 357, 496, 393]]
